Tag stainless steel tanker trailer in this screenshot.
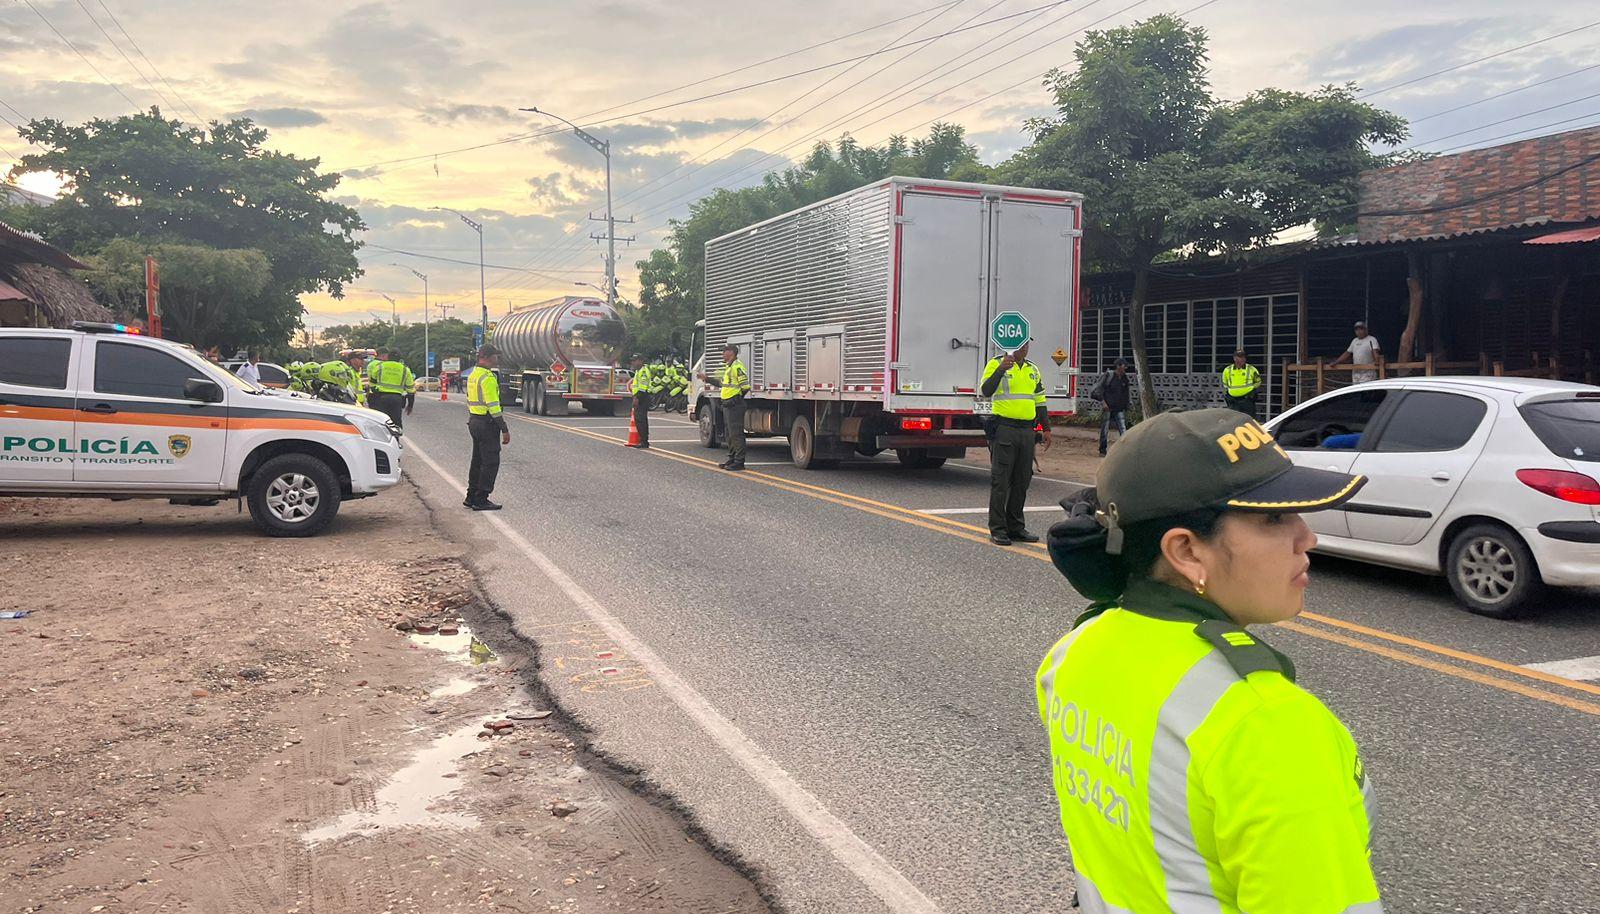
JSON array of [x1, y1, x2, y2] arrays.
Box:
[[491, 296, 632, 416]]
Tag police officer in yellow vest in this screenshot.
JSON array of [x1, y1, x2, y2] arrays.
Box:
[[627, 354, 663, 449], [716, 343, 750, 471], [464, 345, 510, 511], [366, 346, 416, 428], [1038, 408, 1380, 914], [981, 339, 1050, 545], [1221, 349, 1262, 416]]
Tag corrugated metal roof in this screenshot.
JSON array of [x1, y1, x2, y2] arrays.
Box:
[[0, 220, 89, 271]]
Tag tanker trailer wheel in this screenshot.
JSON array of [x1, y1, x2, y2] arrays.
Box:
[[698, 401, 721, 448]]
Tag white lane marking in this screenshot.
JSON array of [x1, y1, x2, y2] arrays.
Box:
[[949, 461, 1088, 487], [405, 441, 945, 914], [1523, 655, 1600, 681], [918, 506, 1060, 515]]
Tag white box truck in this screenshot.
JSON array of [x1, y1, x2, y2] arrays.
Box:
[[690, 176, 1083, 469]]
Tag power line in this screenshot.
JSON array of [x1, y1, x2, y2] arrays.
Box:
[[93, 0, 207, 123], [1409, 60, 1600, 125], [18, 0, 141, 109], [1432, 110, 1600, 155], [1407, 89, 1600, 149], [1358, 18, 1600, 100], [362, 242, 606, 276], [71, 0, 174, 113]]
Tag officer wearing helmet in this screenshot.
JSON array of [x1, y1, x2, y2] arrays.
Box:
[[1038, 408, 1381, 913], [316, 359, 359, 404]]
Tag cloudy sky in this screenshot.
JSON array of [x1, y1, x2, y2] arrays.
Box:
[[1, 0, 1596, 330]]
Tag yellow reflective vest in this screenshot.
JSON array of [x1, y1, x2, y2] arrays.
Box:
[[369, 358, 416, 395], [720, 359, 749, 401], [981, 358, 1046, 420], [1222, 364, 1262, 398], [1036, 578, 1381, 914], [466, 366, 502, 417]]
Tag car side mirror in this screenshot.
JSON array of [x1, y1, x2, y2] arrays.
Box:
[[184, 378, 224, 402]]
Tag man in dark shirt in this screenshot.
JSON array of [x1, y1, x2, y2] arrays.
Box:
[[1096, 358, 1132, 456]]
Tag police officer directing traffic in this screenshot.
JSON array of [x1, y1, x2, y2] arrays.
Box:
[[981, 339, 1050, 545], [464, 345, 510, 511], [367, 346, 416, 428], [1037, 408, 1380, 913], [1221, 348, 1262, 416], [716, 343, 750, 471], [627, 354, 661, 449]]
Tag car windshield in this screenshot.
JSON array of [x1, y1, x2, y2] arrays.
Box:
[[1520, 399, 1600, 463]]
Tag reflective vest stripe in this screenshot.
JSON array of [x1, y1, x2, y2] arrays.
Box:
[[1075, 871, 1136, 914], [467, 369, 500, 414], [1222, 366, 1260, 397], [1148, 652, 1239, 913]]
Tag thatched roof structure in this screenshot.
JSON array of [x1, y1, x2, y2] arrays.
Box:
[[0, 219, 110, 328]]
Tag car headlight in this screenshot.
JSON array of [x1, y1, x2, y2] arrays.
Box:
[[345, 412, 394, 443]]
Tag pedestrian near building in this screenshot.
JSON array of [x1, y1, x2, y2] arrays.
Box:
[[1092, 358, 1131, 456], [464, 345, 510, 511], [1333, 321, 1383, 384], [980, 339, 1051, 546], [366, 346, 416, 428], [237, 352, 263, 386], [715, 343, 750, 470], [1221, 349, 1262, 416], [1038, 408, 1379, 913], [627, 355, 662, 449]]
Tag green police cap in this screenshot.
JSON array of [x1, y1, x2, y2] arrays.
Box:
[[1096, 408, 1365, 553]]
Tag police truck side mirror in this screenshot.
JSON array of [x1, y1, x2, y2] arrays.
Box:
[[184, 378, 224, 403]]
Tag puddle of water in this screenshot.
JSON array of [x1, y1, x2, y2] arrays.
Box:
[[408, 625, 496, 666], [302, 721, 485, 844], [429, 678, 479, 698]]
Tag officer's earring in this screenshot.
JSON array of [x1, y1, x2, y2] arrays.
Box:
[[1194, 577, 1206, 597]]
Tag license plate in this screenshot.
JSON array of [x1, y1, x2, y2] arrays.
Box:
[[973, 400, 994, 416]]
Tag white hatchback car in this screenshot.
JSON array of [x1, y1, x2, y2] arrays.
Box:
[[1268, 377, 1600, 617]]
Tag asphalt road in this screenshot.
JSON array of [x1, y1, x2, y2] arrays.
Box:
[[397, 395, 1600, 914]]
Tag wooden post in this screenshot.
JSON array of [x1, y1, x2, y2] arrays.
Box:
[[1494, 361, 1504, 377], [1425, 352, 1435, 376], [1479, 352, 1489, 376], [1378, 360, 1387, 380], [1315, 357, 1326, 395], [1398, 250, 1426, 368]]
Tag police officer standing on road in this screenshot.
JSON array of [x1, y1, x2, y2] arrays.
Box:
[[716, 343, 750, 471], [627, 354, 660, 449], [367, 346, 416, 428], [464, 345, 510, 511], [1038, 408, 1380, 913], [980, 339, 1050, 546], [1221, 348, 1262, 416]]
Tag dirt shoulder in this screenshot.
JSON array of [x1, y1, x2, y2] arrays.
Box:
[[960, 423, 1104, 488], [0, 485, 767, 914]]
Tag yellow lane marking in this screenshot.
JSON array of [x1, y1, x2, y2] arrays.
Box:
[[1278, 621, 1600, 717], [1297, 612, 1600, 698], [497, 407, 1600, 713]]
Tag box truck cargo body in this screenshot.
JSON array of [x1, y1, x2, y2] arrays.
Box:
[[693, 177, 1082, 469]]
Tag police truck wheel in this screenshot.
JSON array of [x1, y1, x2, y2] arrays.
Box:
[[247, 453, 341, 537], [699, 405, 721, 448], [1445, 523, 1544, 619]]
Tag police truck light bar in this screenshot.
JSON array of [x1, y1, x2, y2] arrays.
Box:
[[70, 321, 142, 335]]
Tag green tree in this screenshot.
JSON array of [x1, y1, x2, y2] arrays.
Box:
[[84, 239, 275, 348], [8, 109, 364, 348], [315, 317, 479, 378], [627, 124, 981, 360], [1000, 15, 1406, 413]]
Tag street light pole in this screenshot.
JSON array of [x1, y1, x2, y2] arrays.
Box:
[[433, 206, 487, 345], [378, 293, 398, 346], [522, 106, 632, 308], [405, 267, 430, 377]]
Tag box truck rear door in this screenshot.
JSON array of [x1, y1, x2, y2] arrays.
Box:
[[894, 190, 986, 405], [990, 198, 1078, 411]]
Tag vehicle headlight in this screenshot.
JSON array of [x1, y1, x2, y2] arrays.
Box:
[[346, 412, 394, 443]]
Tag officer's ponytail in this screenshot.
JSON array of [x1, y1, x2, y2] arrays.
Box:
[[1048, 488, 1226, 603]]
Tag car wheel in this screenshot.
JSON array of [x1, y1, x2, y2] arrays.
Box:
[[1445, 523, 1544, 618], [247, 453, 342, 537]]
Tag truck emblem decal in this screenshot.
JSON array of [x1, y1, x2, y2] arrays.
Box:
[[168, 435, 192, 459]]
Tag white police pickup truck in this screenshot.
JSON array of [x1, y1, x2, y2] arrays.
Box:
[[0, 323, 402, 536]]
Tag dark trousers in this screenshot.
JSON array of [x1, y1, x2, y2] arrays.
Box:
[[989, 420, 1037, 536], [722, 397, 747, 464], [467, 415, 503, 503], [370, 391, 405, 428], [632, 391, 651, 444], [1098, 408, 1127, 454], [1225, 393, 1258, 416]]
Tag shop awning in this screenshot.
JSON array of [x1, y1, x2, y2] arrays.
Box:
[[1524, 224, 1600, 245], [0, 278, 30, 302]]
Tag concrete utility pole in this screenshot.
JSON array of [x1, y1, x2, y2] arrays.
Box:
[[522, 106, 633, 307], [433, 206, 487, 345], [404, 267, 430, 376]]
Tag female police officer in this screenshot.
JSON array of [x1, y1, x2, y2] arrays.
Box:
[[1037, 408, 1382, 914]]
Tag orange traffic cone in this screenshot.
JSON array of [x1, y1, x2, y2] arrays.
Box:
[[625, 408, 642, 447], [439, 380, 448, 401]]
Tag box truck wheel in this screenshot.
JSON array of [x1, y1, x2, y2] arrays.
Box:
[[896, 448, 947, 470], [246, 453, 342, 537], [698, 401, 721, 448], [789, 414, 837, 470]]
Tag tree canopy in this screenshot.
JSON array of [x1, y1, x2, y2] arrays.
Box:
[[5, 108, 364, 350], [84, 239, 276, 348], [998, 15, 1407, 411], [311, 317, 480, 377]]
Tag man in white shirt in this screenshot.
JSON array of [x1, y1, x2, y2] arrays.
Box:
[[237, 352, 262, 386], [1333, 321, 1382, 384]]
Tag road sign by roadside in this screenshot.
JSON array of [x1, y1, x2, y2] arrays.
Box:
[[472, 326, 484, 350], [441, 357, 461, 373], [427, 351, 436, 370], [990, 311, 1030, 352]]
